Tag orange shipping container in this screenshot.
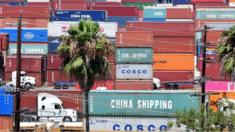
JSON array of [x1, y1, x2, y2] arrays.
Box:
[[116, 31, 153, 47], [153, 53, 194, 71], [0, 116, 13, 131], [209, 92, 235, 111], [115, 80, 153, 90], [0, 18, 48, 28]]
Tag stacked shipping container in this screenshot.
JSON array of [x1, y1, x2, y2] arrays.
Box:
[[115, 31, 154, 90], [88, 90, 200, 131], [126, 21, 195, 89], [195, 7, 235, 81]]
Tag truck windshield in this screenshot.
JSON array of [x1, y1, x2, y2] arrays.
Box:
[[54, 104, 61, 109]]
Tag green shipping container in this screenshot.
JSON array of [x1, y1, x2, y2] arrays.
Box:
[[196, 11, 235, 20], [122, 2, 154, 10], [116, 48, 153, 64], [8, 44, 48, 55], [144, 8, 166, 18], [88, 90, 200, 117]]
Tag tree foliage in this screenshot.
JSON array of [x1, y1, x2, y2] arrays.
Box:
[[216, 26, 235, 80], [175, 100, 235, 132], [57, 20, 114, 91]]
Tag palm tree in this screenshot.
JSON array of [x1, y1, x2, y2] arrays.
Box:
[[216, 26, 235, 80], [57, 20, 114, 131]]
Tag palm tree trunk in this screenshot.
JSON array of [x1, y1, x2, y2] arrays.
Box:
[[85, 89, 90, 132]]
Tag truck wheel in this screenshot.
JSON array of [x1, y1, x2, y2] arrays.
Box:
[[24, 83, 33, 89], [63, 117, 72, 122]]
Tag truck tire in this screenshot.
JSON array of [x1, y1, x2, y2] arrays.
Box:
[[63, 117, 72, 122], [24, 83, 33, 89]]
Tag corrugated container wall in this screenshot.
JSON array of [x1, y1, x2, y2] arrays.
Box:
[[116, 31, 154, 47], [5, 55, 46, 73], [0, 34, 9, 52], [126, 21, 195, 37], [116, 48, 153, 64], [0, 116, 13, 131], [88, 90, 200, 116], [91, 6, 139, 16], [153, 53, 194, 71], [0, 5, 50, 18], [0, 88, 13, 116], [115, 80, 153, 90]]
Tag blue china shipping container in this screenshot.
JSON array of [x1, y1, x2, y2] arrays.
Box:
[[0, 88, 14, 116], [52, 10, 107, 21], [108, 16, 138, 27], [0, 28, 48, 42], [88, 90, 201, 117]]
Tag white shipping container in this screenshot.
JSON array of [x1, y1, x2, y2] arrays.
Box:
[[89, 117, 186, 132], [48, 21, 118, 38], [229, 2, 235, 7], [116, 64, 153, 80], [203, 22, 235, 30]]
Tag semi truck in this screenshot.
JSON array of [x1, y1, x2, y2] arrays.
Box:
[[20, 93, 78, 123], [153, 77, 197, 90], [6, 71, 35, 89]]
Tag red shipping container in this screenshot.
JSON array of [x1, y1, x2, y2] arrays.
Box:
[[47, 54, 62, 70], [4, 71, 45, 87], [122, 0, 154, 2], [75, 80, 114, 90], [198, 59, 230, 81], [138, 9, 143, 18], [116, 31, 153, 47], [27, 2, 51, 7], [0, 116, 13, 131], [47, 69, 73, 85], [54, 0, 86, 2], [166, 8, 193, 19], [191, 0, 225, 2], [153, 36, 195, 53], [194, 2, 228, 7], [0, 5, 50, 19], [207, 31, 223, 45], [0, 18, 49, 28], [54, 2, 88, 10], [153, 71, 194, 89], [91, 6, 138, 16], [115, 80, 153, 90], [126, 21, 195, 37], [21, 90, 83, 112], [5, 55, 45, 73], [0, 34, 9, 52], [88, 2, 122, 7]]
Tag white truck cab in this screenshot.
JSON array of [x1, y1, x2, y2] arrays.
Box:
[[38, 93, 77, 122], [7, 71, 35, 89]]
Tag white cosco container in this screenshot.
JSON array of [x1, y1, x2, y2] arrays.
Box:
[[89, 117, 186, 132], [48, 21, 118, 38], [116, 64, 153, 80]]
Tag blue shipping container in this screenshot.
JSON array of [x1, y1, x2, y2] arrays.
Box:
[[48, 37, 60, 53], [143, 8, 166, 19], [143, 18, 166, 22], [0, 88, 14, 116], [108, 16, 138, 27], [173, 0, 190, 5], [0, 28, 48, 42], [52, 10, 107, 22]]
